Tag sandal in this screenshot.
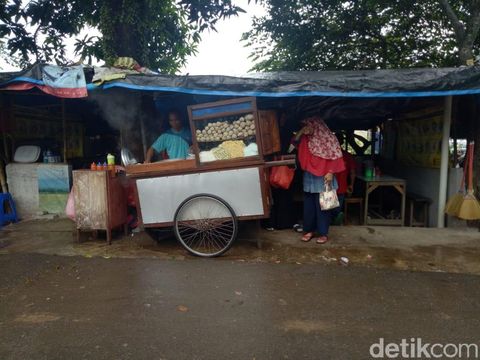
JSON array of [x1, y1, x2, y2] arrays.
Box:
[[301, 232, 314, 242], [316, 236, 329, 244]]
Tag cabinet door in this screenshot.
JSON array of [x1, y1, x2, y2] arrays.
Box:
[[258, 110, 281, 155], [73, 171, 107, 229]]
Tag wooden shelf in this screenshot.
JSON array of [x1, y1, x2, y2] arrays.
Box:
[[125, 159, 196, 176], [197, 137, 256, 143]]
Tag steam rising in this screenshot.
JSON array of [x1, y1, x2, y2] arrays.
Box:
[[89, 90, 141, 131]]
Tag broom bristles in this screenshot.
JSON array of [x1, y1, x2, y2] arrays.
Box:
[[445, 192, 464, 216], [457, 193, 480, 220]]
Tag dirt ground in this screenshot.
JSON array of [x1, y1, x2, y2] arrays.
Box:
[[1, 217, 479, 275]]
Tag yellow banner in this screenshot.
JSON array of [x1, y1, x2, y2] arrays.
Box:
[[396, 108, 443, 168]]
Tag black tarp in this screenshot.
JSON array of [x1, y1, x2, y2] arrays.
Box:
[[3, 63, 480, 97], [0, 63, 477, 129]]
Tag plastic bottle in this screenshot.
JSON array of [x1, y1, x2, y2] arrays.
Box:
[[103, 162, 108, 171], [46, 149, 52, 163], [107, 153, 115, 165], [90, 162, 97, 171], [97, 161, 102, 170]]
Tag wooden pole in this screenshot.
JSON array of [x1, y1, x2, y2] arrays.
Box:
[[140, 116, 147, 159], [2, 95, 12, 163], [0, 159, 7, 193], [62, 99, 67, 163], [437, 96, 452, 228]]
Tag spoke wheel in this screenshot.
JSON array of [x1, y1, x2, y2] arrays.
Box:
[[174, 194, 238, 257]]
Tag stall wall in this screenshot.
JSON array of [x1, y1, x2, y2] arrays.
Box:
[[6, 163, 72, 219], [379, 161, 462, 227]]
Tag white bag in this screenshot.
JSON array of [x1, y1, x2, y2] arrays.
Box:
[[319, 183, 340, 210]]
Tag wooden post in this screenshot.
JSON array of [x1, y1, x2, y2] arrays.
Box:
[[437, 96, 452, 228], [0, 159, 7, 193], [2, 95, 12, 163], [140, 116, 147, 160], [62, 99, 67, 163]]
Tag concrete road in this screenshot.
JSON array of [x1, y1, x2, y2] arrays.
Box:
[[0, 254, 479, 360]]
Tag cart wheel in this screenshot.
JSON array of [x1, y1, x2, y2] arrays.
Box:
[[174, 194, 238, 257]]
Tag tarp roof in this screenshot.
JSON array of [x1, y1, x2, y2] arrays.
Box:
[[3, 63, 480, 98], [0, 63, 477, 130]]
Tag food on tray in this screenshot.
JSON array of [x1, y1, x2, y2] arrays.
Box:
[[244, 142, 259, 156], [196, 114, 256, 142], [199, 150, 216, 162], [219, 140, 245, 158], [211, 146, 231, 160]]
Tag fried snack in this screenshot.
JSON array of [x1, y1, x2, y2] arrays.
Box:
[[220, 140, 246, 158], [211, 146, 231, 160]]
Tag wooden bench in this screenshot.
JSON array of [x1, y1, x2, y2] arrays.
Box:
[[344, 197, 364, 225], [406, 192, 432, 227]]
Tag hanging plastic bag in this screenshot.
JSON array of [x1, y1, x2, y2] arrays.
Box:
[[270, 166, 295, 190], [65, 188, 75, 221]]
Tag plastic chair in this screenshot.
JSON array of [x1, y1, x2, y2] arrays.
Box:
[[0, 193, 18, 228]]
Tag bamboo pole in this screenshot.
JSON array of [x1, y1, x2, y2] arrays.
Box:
[[437, 96, 453, 228], [62, 99, 67, 163]]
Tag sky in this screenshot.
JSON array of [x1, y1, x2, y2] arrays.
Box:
[[181, 0, 266, 75], [0, 0, 266, 75]]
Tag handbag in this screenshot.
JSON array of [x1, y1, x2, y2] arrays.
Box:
[[319, 182, 340, 210], [270, 165, 295, 190]]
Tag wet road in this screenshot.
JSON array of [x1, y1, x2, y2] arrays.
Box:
[[0, 254, 479, 360]]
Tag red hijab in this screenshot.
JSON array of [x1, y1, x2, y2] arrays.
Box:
[[298, 117, 345, 176], [305, 117, 343, 159]]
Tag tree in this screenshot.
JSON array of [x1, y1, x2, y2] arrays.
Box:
[[0, 0, 243, 72], [438, 0, 480, 64], [243, 0, 480, 71], [245, 0, 480, 208]]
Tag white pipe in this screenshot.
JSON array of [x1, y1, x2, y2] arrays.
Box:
[[437, 96, 452, 228]]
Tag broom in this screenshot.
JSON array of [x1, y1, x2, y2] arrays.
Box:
[[445, 151, 466, 216], [457, 141, 480, 220]]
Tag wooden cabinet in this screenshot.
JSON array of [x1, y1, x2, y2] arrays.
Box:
[[73, 170, 127, 244], [187, 97, 282, 166], [188, 97, 262, 166], [258, 110, 281, 155]]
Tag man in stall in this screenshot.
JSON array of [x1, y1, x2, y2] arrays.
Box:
[[144, 109, 192, 163]]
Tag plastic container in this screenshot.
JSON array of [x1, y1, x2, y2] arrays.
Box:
[[364, 167, 373, 178], [107, 153, 115, 165], [14, 145, 42, 163], [363, 159, 374, 178]]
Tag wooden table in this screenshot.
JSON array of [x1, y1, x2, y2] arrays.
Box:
[[357, 175, 406, 226]]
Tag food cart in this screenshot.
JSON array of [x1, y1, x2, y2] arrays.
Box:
[[125, 97, 290, 257]]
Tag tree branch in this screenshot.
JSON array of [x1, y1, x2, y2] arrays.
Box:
[[464, 2, 480, 48], [438, 0, 465, 41]]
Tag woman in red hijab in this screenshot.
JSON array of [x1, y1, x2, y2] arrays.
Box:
[[293, 117, 345, 243]]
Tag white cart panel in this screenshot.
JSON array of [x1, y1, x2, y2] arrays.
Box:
[[137, 167, 264, 225]]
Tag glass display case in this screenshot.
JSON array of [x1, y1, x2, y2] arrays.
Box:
[[188, 98, 262, 165]]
